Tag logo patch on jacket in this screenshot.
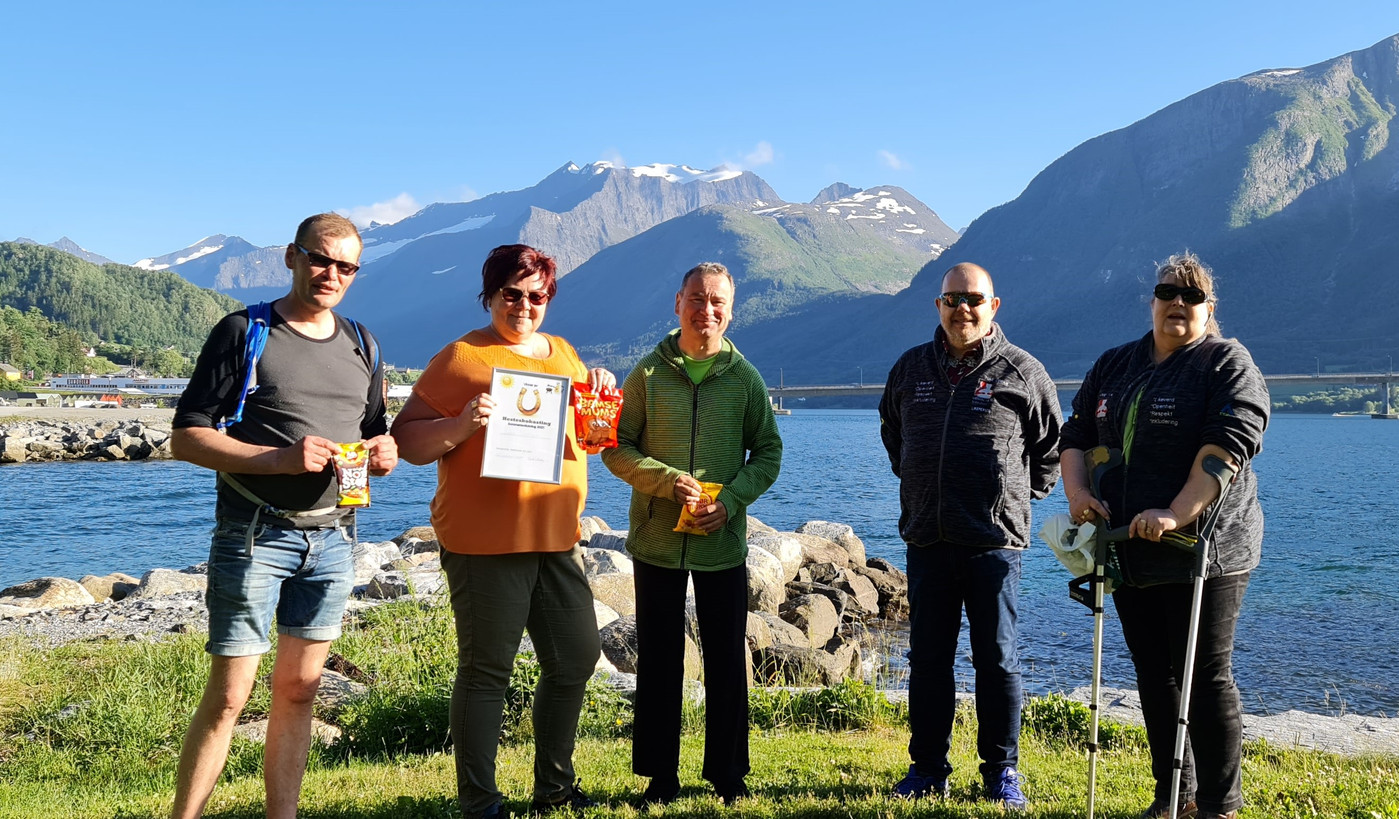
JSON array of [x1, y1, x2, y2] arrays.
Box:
[[972, 379, 996, 411], [1096, 396, 1109, 419]]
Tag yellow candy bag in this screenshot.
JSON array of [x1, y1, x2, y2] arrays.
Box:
[[334, 442, 371, 508], [673, 481, 723, 535]]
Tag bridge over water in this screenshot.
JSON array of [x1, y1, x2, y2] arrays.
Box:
[[768, 372, 1399, 418]]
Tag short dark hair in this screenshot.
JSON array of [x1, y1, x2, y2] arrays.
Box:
[[479, 244, 558, 310], [680, 261, 733, 291], [294, 213, 360, 247]]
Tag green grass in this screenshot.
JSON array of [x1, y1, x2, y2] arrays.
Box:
[[1, 602, 1396, 818]]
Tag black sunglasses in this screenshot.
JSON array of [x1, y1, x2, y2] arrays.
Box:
[[1154, 283, 1208, 305], [294, 243, 360, 276], [499, 286, 550, 306], [938, 291, 988, 309]]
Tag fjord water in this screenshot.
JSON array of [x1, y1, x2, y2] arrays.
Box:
[[2, 412, 1395, 716]]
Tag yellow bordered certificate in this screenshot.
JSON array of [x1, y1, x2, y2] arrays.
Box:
[[479, 367, 570, 484]]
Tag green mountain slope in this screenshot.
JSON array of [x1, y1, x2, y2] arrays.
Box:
[[0, 242, 242, 355]]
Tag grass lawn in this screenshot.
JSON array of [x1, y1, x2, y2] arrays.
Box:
[[1, 601, 1395, 819]]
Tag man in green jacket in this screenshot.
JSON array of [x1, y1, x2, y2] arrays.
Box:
[[602, 261, 783, 806]]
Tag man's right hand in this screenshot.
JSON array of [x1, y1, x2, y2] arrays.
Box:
[[673, 473, 704, 507], [278, 435, 339, 474]]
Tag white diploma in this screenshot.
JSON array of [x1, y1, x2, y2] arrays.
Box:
[[479, 367, 571, 484]]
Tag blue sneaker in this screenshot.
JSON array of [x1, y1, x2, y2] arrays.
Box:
[[891, 764, 949, 799], [984, 766, 1028, 811]]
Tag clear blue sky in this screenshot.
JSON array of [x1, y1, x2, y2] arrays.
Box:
[[3, 1, 1398, 264]]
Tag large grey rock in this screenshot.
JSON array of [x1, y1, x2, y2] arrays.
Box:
[[582, 547, 634, 578], [796, 521, 867, 566], [753, 610, 808, 648], [745, 611, 774, 652], [587, 532, 629, 553], [129, 569, 208, 599], [593, 599, 621, 631], [754, 643, 849, 686], [316, 669, 369, 714], [748, 534, 804, 582], [1, 436, 27, 463], [784, 532, 852, 568], [590, 572, 636, 616], [0, 577, 95, 610], [599, 615, 639, 674], [235, 718, 341, 745], [855, 560, 910, 620], [403, 567, 446, 596], [579, 516, 611, 543], [399, 537, 440, 556], [744, 547, 786, 614], [746, 514, 778, 538], [365, 571, 409, 600], [834, 571, 881, 618], [79, 572, 140, 603], [779, 593, 839, 649], [784, 581, 850, 619], [393, 526, 437, 546]]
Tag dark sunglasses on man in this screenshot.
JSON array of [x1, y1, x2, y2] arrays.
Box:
[[293, 243, 360, 276], [938, 291, 988, 309], [499, 286, 550, 306], [1153, 283, 1208, 305]]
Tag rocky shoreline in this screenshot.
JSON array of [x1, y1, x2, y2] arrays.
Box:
[[0, 417, 173, 463], [2, 513, 1394, 756]]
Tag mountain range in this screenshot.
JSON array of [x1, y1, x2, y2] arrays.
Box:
[[13, 34, 1399, 382]]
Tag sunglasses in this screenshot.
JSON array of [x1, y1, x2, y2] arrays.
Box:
[[499, 286, 550, 306], [294, 243, 360, 276], [938, 291, 988, 309], [1153, 283, 1208, 305]]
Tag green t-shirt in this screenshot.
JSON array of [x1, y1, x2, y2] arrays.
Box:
[[682, 351, 719, 384]]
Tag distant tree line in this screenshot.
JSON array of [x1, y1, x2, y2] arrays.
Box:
[[0, 305, 112, 378], [1273, 386, 1398, 414]]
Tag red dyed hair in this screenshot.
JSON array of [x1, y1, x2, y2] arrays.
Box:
[[478, 244, 558, 310]]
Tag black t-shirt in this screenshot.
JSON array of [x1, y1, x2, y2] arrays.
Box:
[[175, 307, 387, 526]]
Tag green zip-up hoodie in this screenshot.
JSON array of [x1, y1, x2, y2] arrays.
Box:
[[601, 330, 783, 571]]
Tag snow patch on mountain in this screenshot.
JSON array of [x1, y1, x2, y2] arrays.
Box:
[[360, 215, 496, 264]]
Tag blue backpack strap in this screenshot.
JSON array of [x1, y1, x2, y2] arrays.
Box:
[[218, 302, 271, 431], [350, 318, 385, 429]]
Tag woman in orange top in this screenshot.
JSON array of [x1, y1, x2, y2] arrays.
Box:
[[392, 244, 615, 819]]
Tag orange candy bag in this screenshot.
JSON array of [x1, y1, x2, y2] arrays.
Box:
[[570, 384, 623, 449], [334, 442, 371, 507], [673, 481, 723, 535]]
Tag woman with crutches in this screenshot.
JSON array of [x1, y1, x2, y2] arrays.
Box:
[[1059, 253, 1269, 819]]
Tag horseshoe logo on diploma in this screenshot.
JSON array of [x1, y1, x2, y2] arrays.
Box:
[[517, 387, 541, 416]]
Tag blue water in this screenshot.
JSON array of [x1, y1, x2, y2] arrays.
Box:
[[1, 412, 1396, 716]]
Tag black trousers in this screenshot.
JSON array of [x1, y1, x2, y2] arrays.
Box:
[[1114, 572, 1249, 816], [632, 559, 749, 786]]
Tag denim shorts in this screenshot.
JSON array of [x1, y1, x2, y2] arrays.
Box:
[[204, 516, 356, 656]]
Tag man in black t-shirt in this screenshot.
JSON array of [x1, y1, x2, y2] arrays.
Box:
[[169, 213, 398, 819]]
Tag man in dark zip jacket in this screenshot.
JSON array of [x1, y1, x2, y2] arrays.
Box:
[[602, 262, 782, 806], [878, 262, 1061, 812]]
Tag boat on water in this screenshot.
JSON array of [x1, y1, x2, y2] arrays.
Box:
[[1332, 411, 1367, 418], [770, 398, 792, 416]]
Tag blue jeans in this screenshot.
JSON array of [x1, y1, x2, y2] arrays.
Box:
[[204, 515, 356, 656], [905, 543, 1022, 779]]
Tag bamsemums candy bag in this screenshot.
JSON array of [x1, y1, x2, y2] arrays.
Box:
[[570, 384, 623, 449]]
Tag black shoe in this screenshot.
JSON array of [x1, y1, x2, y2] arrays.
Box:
[[715, 780, 750, 805], [641, 775, 681, 806], [531, 780, 597, 813]]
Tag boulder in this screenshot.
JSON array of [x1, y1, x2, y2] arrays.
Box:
[[129, 568, 208, 599], [394, 526, 437, 546], [316, 669, 369, 715], [796, 521, 867, 566], [834, 571, 881, 618], [593, 599, 621, 631], [745, 611, 774, 652], [579, 516, 611, 543], [235, 718, 341, 745], [784, 531, 852, 568], [744, 547, 786, 614], [101, 443, 126, 460], [582, 547, 634, 578], [748, 534, 803, 582], [78, 572, 140, 603], [403, 567, 446, 596], [599, 615, 640, 674], [807, 561, 843, 585], [365, 571, 409, 600], [399, 537, 440, 556], [779, 593, 839, 649], [1, 436, 27, 463], [589, 572, 636, 616], [854, 561, 910, 620], [388, 552, 438, 571], [746, 514, 778, 538], [784, 581, 850, 619], [753, 643, 847, 686], [0, 604, 32, 620], [0, 577, 95, 610], [586, 532, 629, 553]]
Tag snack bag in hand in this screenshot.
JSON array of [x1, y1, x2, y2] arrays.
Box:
[[673, 481, 723, 535], [570, 384, 623, 449], [334, 442, 371, 507]]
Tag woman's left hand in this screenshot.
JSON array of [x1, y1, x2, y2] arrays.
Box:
[[1131, 508, 1180, 542], [588, 367, 617, 392]]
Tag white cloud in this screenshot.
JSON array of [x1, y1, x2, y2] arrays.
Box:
[[599, 148, 626, 168], [743, 141, 775, 168], [339, 193, 421, 228], [454, 186, 480, 203], [879, 150, 910, 171]]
